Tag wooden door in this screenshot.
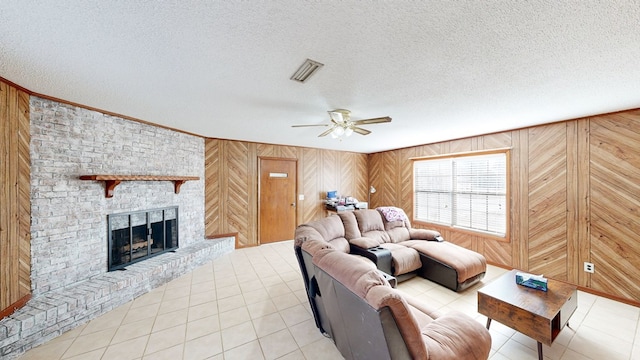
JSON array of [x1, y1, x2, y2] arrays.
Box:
[[259, 158, 297, 244]]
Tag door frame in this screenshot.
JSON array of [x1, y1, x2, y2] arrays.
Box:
[[257, 156, 298, 245]]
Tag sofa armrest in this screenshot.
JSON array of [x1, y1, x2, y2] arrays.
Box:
[[349, 243, 393, 276], [409, 228, 442, 241], [349, 236, 381, 248]]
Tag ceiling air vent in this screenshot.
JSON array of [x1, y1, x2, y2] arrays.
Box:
[[290, 59, 324, 83]]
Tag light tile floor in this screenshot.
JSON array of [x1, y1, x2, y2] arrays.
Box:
[[19, 240, 640, 360]]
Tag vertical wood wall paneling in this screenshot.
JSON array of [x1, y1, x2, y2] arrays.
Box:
[[527, 123, 568, 280], [0, 81, 10, 309], [515, 128, 529, 270], [589, 112, 640, 300], [565, 121, 579, 283], [0, 80, 31, 315], [577, 119, 591, 287]]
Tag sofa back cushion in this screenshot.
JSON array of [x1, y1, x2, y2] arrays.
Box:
[[294, 215, 350, 253], [354, 210, 391, 243], [336, 211, 362, 240], [376, 207, 412, 243]]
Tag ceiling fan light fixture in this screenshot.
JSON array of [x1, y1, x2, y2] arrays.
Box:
[[292, 108, 391, 139], [329, 111, 343, 123]]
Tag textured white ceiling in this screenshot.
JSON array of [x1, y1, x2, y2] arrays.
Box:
[[2, 1, 640, 153]]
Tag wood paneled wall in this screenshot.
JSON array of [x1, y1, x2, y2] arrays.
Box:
[[0, 80, 31, 315], [368, 109, 640, 303], [205, 138, 368, 248]]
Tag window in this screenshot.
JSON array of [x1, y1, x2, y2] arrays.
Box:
[[413, 150, 508, 238]]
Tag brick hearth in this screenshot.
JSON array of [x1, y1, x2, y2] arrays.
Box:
[[0, 237, 234, 358]]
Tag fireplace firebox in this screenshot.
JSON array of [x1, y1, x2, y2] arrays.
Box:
[[108, 206, 178, 271]]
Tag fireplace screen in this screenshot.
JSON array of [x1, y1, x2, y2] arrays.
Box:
[[108, 206, 178, 271]]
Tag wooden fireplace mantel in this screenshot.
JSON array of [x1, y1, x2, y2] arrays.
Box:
[[79, 175, 200, 198]]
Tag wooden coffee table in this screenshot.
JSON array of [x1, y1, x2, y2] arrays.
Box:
[[477, 269, 577, 360]]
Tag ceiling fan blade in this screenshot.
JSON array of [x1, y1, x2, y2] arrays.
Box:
[[318, 128, 334, 137], [291, 124, 329, 127], [352, 116, 392, 125], [352, 127, 371, 135]]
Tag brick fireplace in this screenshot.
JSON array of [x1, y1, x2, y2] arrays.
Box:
[[0, 97, 234, 359]]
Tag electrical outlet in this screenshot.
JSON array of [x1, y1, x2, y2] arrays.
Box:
[[584, 262, 595, 273]]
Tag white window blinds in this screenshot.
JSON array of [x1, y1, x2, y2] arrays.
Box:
[[414, 152, 507, 237]]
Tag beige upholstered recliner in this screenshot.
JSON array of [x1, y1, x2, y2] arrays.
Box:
[[341, 208, 486, 291], [309, 241, 492, 360], [339, 210, 424, 281]]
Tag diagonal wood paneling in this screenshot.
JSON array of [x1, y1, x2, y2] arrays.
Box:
[[204, 139, 368, 247], [376, 151, 398, 207], [339, 152, 356, 197], [225, 141, 251, 247], [527, 123, 568, 280], [279, 145, 298, 160], [481, 132, 513, 150], [321, 149, 338, 196], [301, 147, 321, 223], [368, 152, 384, 209], [397, 148, 416, 218], [204, 108, 640, 303], [354, 153, 368, 202], [1, 81, 31, 315], [590, 112, 640, 300], [484, 240, 513, 266], [16, 90, 30, 296], [204, 139, 221, 236]]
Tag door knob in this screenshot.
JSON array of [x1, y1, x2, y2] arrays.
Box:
[[291, 202, 296, 207]]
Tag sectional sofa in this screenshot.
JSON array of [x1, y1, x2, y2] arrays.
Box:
[[296, 227, 492, 359], [295, 207, 487, 292]]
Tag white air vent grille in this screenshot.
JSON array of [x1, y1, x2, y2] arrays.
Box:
[[290, 59, 324, 83]]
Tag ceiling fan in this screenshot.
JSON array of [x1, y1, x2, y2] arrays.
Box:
[[292, 109, 392, 138]]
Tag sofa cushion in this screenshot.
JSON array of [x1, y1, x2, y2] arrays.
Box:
[[349, 236, 382, 249], [402, 240, 486, 283], [379, 243, 422, 275], [421, 311, 492, 360], [354, 210, 391, 243], [386, 226, 411, 243], [337, 211, 362, 240], [297, 215, 351, 253]]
